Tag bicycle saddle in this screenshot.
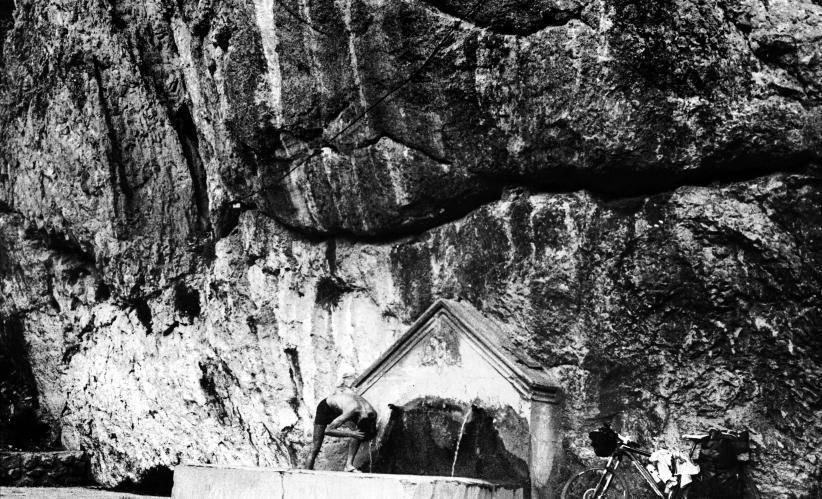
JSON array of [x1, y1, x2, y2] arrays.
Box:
[[682, 433, 709, 441]]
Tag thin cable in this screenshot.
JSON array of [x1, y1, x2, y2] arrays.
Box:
[[236, 0, 489, 202]]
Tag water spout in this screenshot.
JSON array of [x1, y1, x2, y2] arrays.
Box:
[[450, 405, 475, 477]]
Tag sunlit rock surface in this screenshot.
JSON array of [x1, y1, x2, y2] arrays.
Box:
[[0, 0, 821, 497]]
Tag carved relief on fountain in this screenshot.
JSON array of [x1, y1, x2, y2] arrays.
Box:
[[420, 315, 461, 368]]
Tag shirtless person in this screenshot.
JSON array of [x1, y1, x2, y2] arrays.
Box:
[[305, 388, 377, 472]]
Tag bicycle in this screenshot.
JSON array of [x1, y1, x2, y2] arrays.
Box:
[[560, 427, 761, 499]]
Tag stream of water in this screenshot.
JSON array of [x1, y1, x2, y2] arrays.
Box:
[[450, 408, 472, 477]]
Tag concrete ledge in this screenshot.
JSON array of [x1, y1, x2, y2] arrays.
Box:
[[172, 465, 524, 499]]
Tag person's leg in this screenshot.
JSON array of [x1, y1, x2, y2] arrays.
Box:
[[305, 424, 326, 469], [344, 437, 362, 472]]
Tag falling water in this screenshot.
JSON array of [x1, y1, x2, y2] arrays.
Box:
[[450, 407, 473, 477], [368, 441, 373, 473]]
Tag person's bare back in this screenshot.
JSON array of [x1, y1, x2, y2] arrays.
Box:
[[305, 389, 377, 471], [325, 391, 376, 421]]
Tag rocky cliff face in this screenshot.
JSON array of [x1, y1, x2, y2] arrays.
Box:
[[0, 0, 820, 496]]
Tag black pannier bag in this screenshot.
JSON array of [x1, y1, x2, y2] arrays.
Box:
[[589, 426, 619, 457], [689, 430, 755, 499]]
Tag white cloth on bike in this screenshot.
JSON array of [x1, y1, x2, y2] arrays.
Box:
[[649, 450, 674, 483], [649, 449, 701, 496], [673, 451, 700, 487]]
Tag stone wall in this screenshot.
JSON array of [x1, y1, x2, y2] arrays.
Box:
[[0, 0, 820, 497]]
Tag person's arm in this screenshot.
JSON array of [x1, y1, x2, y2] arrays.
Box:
[[324, 410, 365, 439]]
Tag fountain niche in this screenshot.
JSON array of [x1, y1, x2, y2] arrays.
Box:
[[371, 398, 530, 484], [353, 299, 561, 499]]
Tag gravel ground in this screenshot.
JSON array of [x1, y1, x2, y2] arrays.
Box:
[[0, 487, 168, 498]]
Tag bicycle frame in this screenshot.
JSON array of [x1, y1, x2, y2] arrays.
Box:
[[594, 444, 668, 498]]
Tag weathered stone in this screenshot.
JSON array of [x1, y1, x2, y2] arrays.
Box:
[[0, 172, 818, 497], [0, 0, 820, 245], [0, 0, 820, 497]]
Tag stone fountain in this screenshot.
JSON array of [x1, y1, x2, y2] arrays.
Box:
[[171, 299, 559, 498], [353, 299, 561, 498]]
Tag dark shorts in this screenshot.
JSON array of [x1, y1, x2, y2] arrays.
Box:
[[315, 399, 342, 426], [315, 399, 378, 440]]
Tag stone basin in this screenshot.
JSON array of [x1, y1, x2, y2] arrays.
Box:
[[171, 464, 524, 499]]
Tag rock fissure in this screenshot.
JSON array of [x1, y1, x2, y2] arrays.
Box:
[[249, 162, 819, 244], [92, 62, 133, 235], [171, 104, 212, 235], [419, 0, 591, 36], [283, 347, 305, 416]]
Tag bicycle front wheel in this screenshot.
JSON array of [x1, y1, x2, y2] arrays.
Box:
[[560, 467, 629, 499]]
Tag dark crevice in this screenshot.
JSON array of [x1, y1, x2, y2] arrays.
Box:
[[262, 179, 501, 243], [112, 465, 174, 496], [198, 360, 230, 422], [261, 157, 819, 245], [213, 23, 231, 52], [0, 200, 19, 214], [0, 236, 11, 276], [0, 315, 53, 450], [171, 104, 211, 236], [325, 239, 337, 275], [23, 227, 95, 266], [112, 274, 193, 315], [95, 281, 111, 301], [521, 151, 820, 202], [106, 0, 129, 31], [61, 344, 82, 364], [92, 62, 134, 235], [283, 347, 304, 415], [420, 0, 587, 35], [132, 298, 153, 335], [62, 321, 94, 364], [173, 282, 201, 319], [315, 275, 359, 310], [0, 0, 14, 68], [161, 321, 179, 336], [214, 200, 256, 239]]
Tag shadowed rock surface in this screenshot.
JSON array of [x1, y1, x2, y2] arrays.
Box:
[[0, 451, 90, 487], [0, 0, 820, 497]]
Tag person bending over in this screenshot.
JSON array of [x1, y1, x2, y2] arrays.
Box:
[[305, 388, 377, 472]]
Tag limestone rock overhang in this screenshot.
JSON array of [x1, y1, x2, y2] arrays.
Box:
[[353, 299, 560, 404]]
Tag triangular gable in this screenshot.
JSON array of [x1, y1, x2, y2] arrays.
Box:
[[354, 299, 560, 403]]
